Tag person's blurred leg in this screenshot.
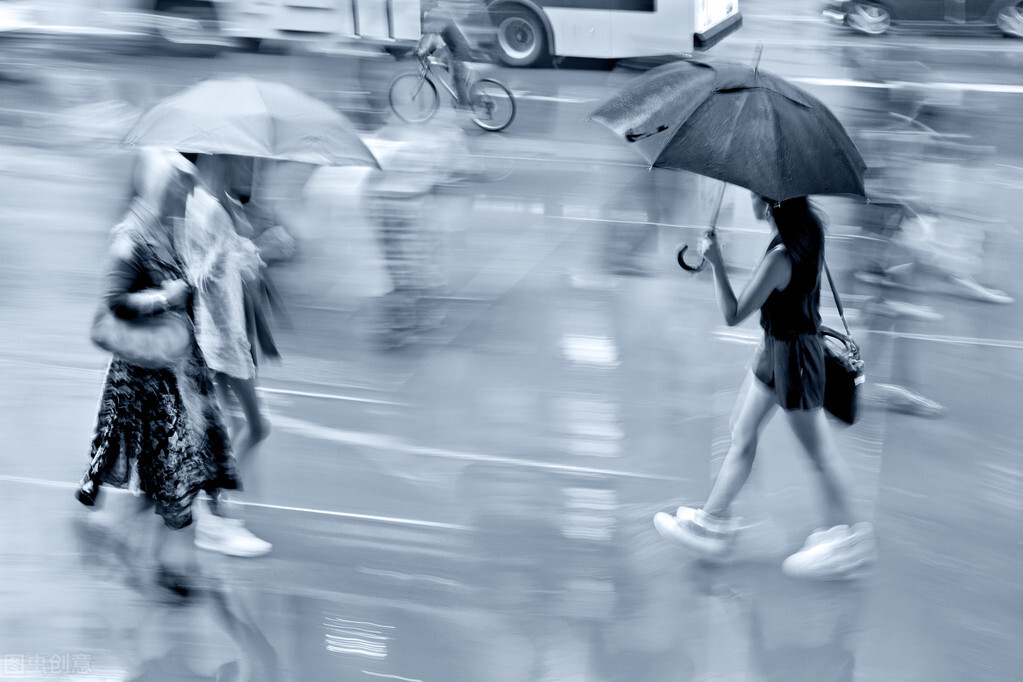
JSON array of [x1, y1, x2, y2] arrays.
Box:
[[654, 375, 777, 557], [451, 60, 471, 108], [785, 408, 856, 528], [701, 376, 779, 518], [225, 374, 269, 466]]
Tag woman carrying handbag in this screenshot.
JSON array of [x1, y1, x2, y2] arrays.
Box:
[[654, 194, 877, 580], [77, 150, 242, 597]]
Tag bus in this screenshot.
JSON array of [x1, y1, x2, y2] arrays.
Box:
[[486, 0, 742, 66], [208, 0, 742, 67]]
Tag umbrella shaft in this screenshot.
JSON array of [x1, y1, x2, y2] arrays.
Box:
[[708, 181, 727, 233]]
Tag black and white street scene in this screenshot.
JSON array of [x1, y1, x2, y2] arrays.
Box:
[[2, 0, 1022, 679]]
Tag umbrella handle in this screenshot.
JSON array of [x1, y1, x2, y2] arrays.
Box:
[[677, 244, 707, 272], [676, 181, 727, 273]]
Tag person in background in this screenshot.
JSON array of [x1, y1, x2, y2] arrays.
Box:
[[177, 153, 273, 558], [363, 129, 450, 347]]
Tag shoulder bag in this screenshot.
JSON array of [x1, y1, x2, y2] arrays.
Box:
[[91, 302, 191, 370], [821, 264, 865, 425]]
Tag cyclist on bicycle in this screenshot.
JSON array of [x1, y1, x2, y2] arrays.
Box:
[[415, 6, 474, 108]]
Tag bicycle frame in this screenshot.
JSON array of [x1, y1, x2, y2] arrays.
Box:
[[415, 55, 469, 104]]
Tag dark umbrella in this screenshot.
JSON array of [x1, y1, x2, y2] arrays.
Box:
[[589, 56, 866, 270], [588, 58, 866, 202]]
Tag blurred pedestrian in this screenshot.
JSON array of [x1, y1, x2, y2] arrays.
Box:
[[363, 129, 449, 347], [178, 153, 274, 558], [654, 195, 877, 579], [76, 150, 239, 597]]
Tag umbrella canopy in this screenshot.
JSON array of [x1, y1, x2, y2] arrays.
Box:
[[124, 77, 379, 168], [589, 60, 865, 202]]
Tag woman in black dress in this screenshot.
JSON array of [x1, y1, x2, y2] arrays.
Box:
[[654, 195, 876, 579], [77, 151, 239, 594]]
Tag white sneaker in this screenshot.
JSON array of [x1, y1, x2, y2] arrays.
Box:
[[948, 276, 1014, 305], [195, 512, 272, 558], [654, 507, 736, 558], [875, 384, 946, 418], [782, 523, 877, 580]]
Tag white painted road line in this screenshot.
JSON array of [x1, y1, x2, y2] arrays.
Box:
[[868, 331, 1023, 350], [729, 35, 1023, 53], [258, 386, 402, 406], [513, 92, 597, 103], [231, 501, 470, 531], [794, 77, 1023, 94], [0, 474, 469, 531], [271, 414, 685, 482]]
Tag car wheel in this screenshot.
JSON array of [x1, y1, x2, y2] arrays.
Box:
[[846, 2, 891, 35], [997, 2, 1023, 37], [493, 7, 548, 67]]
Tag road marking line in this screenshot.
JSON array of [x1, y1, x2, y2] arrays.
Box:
[[271, 414, 684, 482], [362, 672, 424, 682], [467, 152, 646, 168], [743, 13, 826, 23], [258, 386, 402, 406], [231, 501, 470, 531], [793, 77, 1023, 94], [0, 356, 403, 405], [868, 331, 1023, 350], [0, 474, 468, 531], [514, 92, 596, 103], [728, 35, 1023, 53]]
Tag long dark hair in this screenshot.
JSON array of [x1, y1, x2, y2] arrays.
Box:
[[768, 196, 825, 271]]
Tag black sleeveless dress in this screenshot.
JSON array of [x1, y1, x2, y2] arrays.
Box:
[[753, 235, 826, 410]]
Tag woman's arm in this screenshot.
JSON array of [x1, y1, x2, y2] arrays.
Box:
[[104, 240, 186, 319], [702, 235, 792, 327]]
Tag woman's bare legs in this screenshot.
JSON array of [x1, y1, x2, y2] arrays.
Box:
[[785, 408, 857, 528], [701, 374, 779, 518], [204, 373, 273, 557], [215, 372, 269, 470]]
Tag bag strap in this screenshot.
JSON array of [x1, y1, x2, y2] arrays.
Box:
[[824, 262, 852, 338]]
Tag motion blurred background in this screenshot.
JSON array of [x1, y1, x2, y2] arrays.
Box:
[[1, 0, 1022, 679]]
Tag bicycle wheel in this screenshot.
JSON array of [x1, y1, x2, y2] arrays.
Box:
[[389, 73, 439, 124], [469, 78, 516, 132]]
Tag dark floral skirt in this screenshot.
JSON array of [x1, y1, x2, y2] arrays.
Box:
[[81, 348, 239, 529]]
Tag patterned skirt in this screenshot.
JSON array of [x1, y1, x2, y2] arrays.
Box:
[[81, 348, 239, 529]]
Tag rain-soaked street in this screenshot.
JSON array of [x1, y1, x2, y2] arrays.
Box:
[[2, 0, 1023, 679]]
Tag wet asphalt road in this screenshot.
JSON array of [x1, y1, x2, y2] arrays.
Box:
[[3, 2, 1023, 680]]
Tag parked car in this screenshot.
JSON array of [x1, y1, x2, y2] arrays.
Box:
[[821, 0, 1023, 37]]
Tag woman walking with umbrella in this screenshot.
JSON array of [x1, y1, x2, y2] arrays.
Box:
[[120, 78, 378, 555], [655, 194, 876, 578], [76, 150, 241, 595], [590, 55, 878, 578]]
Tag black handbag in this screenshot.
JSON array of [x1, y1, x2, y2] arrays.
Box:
[[821, 264, 865, 425]]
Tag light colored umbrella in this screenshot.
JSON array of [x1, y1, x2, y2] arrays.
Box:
[[124, 76, 379, 167]]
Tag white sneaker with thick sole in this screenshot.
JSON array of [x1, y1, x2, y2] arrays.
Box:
[[194, 512, 272, 558], [654, 507, 737, 558], [782, 522, 877, 580]]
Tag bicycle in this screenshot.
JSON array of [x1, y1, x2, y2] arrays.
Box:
[[389, 55, 516, 132]]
